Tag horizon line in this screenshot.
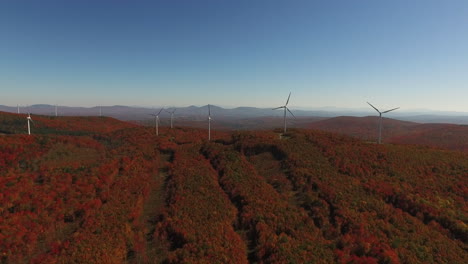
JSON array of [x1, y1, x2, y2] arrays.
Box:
[[2, 103, 468, 115]]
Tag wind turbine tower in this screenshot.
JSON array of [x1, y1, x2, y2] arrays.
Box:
[[367, 102, 399, 144], [55, 104, 58, 117], [208, 105, 212, 141], [17, 105, 20, 114], [272, 92, 296, 133], [166, 108, 176, 129], [150, 108, 164, 136], [26, 113, 34, 135]]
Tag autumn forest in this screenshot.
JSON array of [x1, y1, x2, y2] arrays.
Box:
[[0, 111, 467, 263]]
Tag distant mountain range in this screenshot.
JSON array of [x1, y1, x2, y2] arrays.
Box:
[[1, 104, 468, 124]]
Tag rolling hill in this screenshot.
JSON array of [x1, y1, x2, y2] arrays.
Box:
[[308, 116, 468, 152], [389, 123, 468, 152], [0, 111, 137, 135], [308, 116, 419, 141], [0, 112, 467, 263]]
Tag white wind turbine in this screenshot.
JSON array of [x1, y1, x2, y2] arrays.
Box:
[[17, 104, 20, 114], [26, 112, 34, 135], [55, 104, 58, 117], [166, 108, 176, 129], [367, 102, 399, 144], [208, 105, 212, 141], [150, 108, 164, 136], [273, 92, 296, 133]]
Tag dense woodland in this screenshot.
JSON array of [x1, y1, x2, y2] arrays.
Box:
[[0, 111, 467, 263]]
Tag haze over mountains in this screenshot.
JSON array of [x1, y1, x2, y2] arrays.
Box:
[[2, 104, 468, 125]]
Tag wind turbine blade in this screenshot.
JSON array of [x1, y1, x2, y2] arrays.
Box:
[[149, 114, 156, 117], [285, 92, 291, 106], [173, 109, 176, 113], [272, 106, 283, 110], [286, 107, 296, 119], [367, 102, 380, 113], [157, 108, 164, 115], [382, 107, 400, 113]]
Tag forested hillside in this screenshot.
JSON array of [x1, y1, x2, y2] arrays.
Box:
[[308, 116, 468, 152], [0, 112, 466, 263]]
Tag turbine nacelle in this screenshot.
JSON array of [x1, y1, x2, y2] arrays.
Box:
[[166, 108, 176, 114], [367, 101, 399, 144], [207, 105, 213, 120], [166, 108, 176, 128], [26, 113, 34, 135], [207, 104, 212, 140], [273, 92, 295, 133], [150, 107, 164, 136], [367, 102, 399, 115], [27, 113, 34, 122]]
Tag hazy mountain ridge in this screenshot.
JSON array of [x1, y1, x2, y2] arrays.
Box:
[[2, 104, 468, 124]]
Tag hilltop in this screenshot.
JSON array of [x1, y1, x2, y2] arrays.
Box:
[[0, 111, 137, 135], [0, 112, 467, 263]]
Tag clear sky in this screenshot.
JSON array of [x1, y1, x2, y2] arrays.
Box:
[[1, 0, 467, 112]]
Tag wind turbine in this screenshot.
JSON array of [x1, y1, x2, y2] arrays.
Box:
[[26, 112, 34, 135], [55, 104, 58, 117], [208, 105, 212, 141], [150, 108, 164, 136], [17, 104, 20, 114], [166, 108, 176, 129], [272, 92, 296, 133], [367, 102, 399, 144]]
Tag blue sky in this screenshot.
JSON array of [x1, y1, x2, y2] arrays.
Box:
[[1, 0, 467, 112]]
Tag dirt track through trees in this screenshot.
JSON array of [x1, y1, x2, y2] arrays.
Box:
[[131, 151, 173, 264]]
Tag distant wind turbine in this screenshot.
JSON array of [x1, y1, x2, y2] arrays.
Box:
[[55, 104, 58, 117], [26, 112, 34, 135], [208, 105, 212, 141], [166, 108, 176, 129], [17, 105, 20, 114], [272, 92, 296, 133], [367, 102, 399, 144], [150, 108, 164, 136]]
